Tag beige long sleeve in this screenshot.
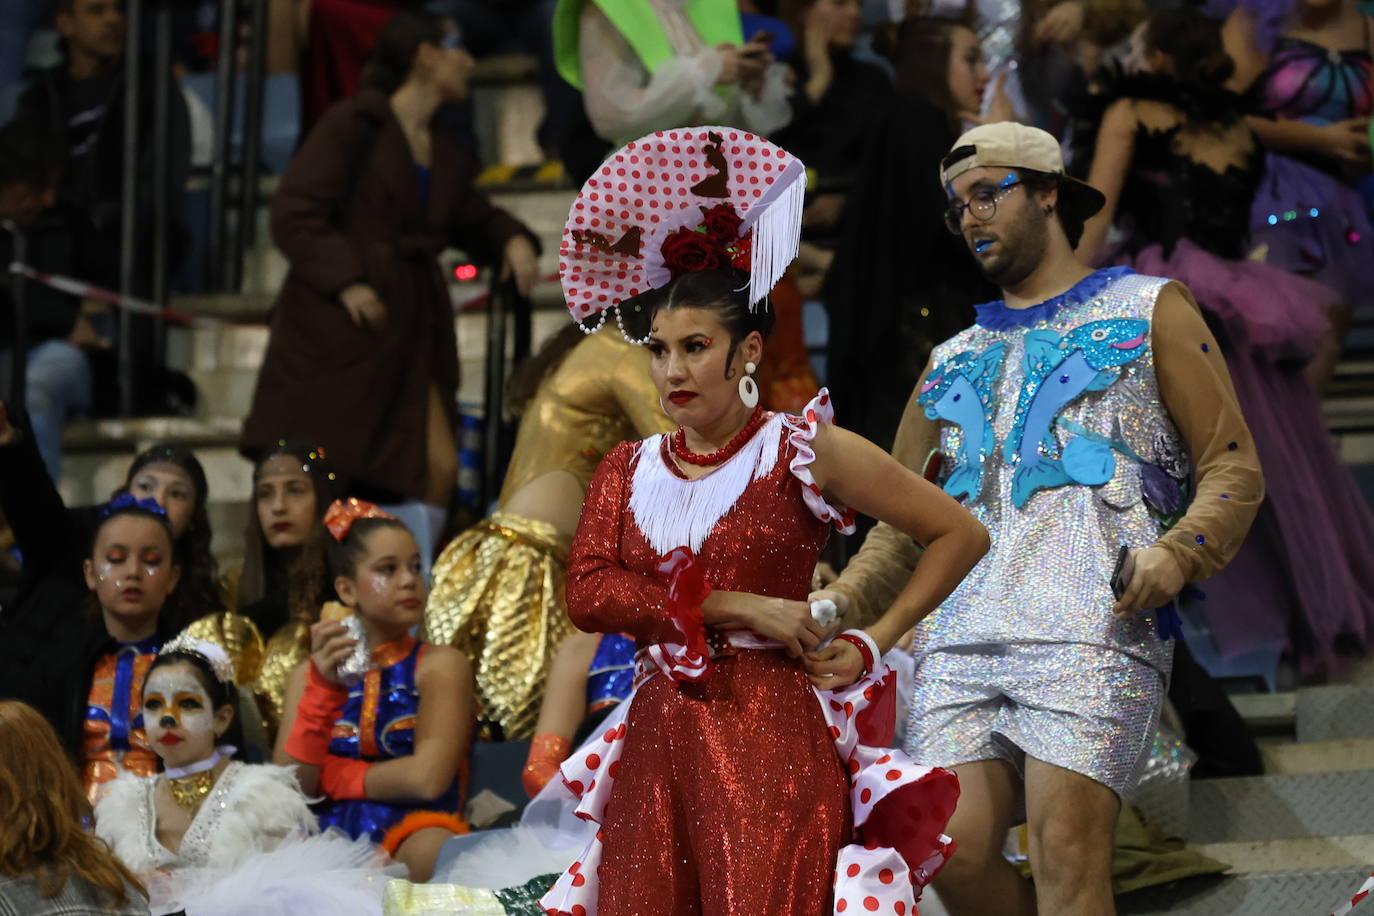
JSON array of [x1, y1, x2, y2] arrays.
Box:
[[1149, 284, 1264, 581], [830, 368, 938, 629]]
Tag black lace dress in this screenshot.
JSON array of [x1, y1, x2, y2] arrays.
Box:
[[1094, 74, 1374, 675]]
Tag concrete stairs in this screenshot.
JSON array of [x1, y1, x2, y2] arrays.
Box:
[[1116, 684, 1374, 915]]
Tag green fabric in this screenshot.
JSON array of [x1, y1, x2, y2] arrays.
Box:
[[1110, 805, 1228, 895], [553, 0, 744, 90], [494, 875, 561, 915]]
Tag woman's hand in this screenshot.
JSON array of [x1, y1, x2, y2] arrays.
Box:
[[716, 42, 771, 92], [734, 594, 827, 657], [1112, 546, 1185, 618], [501, 234, 540, 298], [802, 25, 834, 103], [1034, 1, 1085, 47], [803, 638, 865, 689], [1316, 118, 1371, 166], [308, 620, 356, 684], [340, 283, 386, 329], [0, 402, 15, 448]]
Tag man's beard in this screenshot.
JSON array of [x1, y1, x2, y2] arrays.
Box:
[[970, 203, 1050, 290]]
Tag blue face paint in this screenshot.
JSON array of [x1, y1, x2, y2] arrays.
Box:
[[975, 239, 993, 253], [998, 171, 1020, 190]]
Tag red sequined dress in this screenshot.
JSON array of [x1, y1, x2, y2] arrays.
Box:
[[540, 392, 960, 916]]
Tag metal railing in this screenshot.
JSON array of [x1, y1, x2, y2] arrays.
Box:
[[109, 0, 271, 413]]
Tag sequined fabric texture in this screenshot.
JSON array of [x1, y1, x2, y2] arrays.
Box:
[[497, 330, 672, 503], [83, 641, 158, 803], [425, 512, 573, 740], [317, 639, 462, 842], [566, 428, 850, 914], [921, 272, 1184, 675], [255, 619, 312, 729], [906, 643, 1163, 797], [182, 611, 267, 685]]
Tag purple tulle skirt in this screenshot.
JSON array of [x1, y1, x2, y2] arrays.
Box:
[[1121, 240, 1374, 675], [1250, 153, 1374, 309]]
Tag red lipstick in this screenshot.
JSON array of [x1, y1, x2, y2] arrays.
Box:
[[668, 390, 698, 405], [157, 734, 183, 746]]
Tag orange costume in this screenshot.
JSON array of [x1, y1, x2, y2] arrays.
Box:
[[82, 637, 159, 802]]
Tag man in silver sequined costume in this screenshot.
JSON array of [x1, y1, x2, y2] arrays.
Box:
[[823, 123, 1263, 916]]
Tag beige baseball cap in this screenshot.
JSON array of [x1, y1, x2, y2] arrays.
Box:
[[939, 122, 1105, 224]]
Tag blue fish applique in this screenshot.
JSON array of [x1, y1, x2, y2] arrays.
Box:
[[918, 343, 1007, 502], [1004, 318, 1151, 508]]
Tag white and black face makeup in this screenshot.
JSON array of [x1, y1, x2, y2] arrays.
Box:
[[143, 662, 221, 768]]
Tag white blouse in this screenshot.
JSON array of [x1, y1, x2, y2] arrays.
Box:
[[578, 0, 792, 144]]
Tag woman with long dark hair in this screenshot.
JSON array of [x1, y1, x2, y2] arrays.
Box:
[[241, 10, 540, 570], [229, 442, 341, 727], [0, 700, 149, 915], [823, 15, 999, 456]]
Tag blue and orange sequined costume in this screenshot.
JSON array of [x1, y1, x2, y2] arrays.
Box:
[[82, 637, 159, 803], [586, 634, 635, 714], [316, 637, 464, 843]]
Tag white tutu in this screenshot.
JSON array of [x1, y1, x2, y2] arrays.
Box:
[[151, 829, 400, 916]]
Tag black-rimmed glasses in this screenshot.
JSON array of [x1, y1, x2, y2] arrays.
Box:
[[943, 179, 1023, 235]]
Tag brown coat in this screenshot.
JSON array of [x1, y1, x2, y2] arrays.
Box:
[[240, 89, 531, 500]]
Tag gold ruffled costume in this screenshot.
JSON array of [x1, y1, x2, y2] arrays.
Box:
[[425, 331, 672, 740]]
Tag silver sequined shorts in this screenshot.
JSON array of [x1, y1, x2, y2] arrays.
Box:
[[904, 642, 1164, 798]]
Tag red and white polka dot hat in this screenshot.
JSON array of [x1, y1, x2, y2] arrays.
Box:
[[559, 126, 807, 341]]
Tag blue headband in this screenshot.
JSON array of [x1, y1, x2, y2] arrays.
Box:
[[99, 492, 168, 520]]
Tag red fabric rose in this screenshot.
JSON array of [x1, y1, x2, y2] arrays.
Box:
[[698, 203, 743, 244], [728, 232, 752, 272], [660, 227, 722, 276]]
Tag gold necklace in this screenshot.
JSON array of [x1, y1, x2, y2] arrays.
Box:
[[167, 770, 216, 810]]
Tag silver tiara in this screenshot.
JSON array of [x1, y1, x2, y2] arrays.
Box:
[[159, 633, 236, 685]]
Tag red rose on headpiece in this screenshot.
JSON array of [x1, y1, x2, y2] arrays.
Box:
[[660, 227, 722, 275], [728, 233, 752, 272], [699, 204, 743, 244]]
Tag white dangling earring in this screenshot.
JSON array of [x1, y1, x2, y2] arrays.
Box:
[[738, 361, 759, 408]]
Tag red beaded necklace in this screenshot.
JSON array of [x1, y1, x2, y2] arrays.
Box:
[[671, 405, 768, 467]]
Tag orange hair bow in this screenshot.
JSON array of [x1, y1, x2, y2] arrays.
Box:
[[323, 498, 394, 542]]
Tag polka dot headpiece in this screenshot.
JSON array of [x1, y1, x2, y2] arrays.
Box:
[[560, 126, 808, 341]]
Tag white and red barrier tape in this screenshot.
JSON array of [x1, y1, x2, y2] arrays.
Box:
[[1333, 872, 1374, 916], [9, 262, 215, 327], [6, 262, 548, 322]]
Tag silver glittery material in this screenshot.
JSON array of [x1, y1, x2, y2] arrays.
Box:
[[906, 273, 1184, 795], [905, 643, 1162, 797], [916, 272, 1183, 677]]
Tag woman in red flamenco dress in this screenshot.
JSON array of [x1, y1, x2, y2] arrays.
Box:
[[539, 126, 990, 916]]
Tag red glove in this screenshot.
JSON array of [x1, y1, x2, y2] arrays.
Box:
[[283, 663, 348, 766], [320, 753, 371, 800], [522, 733, 572, 798]]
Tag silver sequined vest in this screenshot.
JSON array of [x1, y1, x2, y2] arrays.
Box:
[[915, 271, 1187, 673]]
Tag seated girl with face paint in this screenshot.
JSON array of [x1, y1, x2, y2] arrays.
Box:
[[94, 637, 392, 916], [276, 499, 476, 883], [1, 496, 260, 806]]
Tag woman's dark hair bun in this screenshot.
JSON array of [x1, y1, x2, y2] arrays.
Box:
[[1145, 9, 1236, 88], [359, 11, 445, 95]]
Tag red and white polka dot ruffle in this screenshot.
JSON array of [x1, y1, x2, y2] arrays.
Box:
[[786, 389, 857, 535], [540, 652, 959, 916]]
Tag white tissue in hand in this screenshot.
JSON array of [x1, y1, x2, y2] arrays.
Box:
[[810, 598, 838, 627]]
